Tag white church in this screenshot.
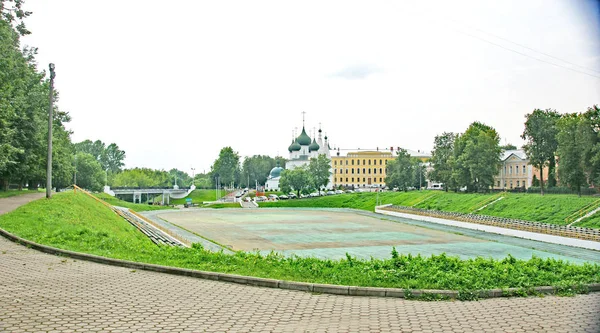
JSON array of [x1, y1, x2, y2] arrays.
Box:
[[265, 122, 333, 191]]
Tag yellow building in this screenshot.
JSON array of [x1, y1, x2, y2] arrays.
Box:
[[331, 151, 394, 188], [493, 150, 532, 190]]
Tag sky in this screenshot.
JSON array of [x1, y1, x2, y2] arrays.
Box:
[[21, 0, 600, 174]]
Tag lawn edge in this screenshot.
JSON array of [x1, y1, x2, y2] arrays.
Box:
[[1, 226, 598, 301]]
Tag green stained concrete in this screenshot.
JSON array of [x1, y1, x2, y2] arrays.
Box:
[[157, 208, 600, 264]]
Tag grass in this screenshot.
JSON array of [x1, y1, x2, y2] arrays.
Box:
[[170, 189, 231, 205], [207, 202, 242, 209], [259, 191, 600, 228], [0, 189, 42, 198], [0, 191, 598, 297], [94, 193, 171, 212]]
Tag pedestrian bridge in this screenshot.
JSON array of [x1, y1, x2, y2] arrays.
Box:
[[103, 185, 195, 205]]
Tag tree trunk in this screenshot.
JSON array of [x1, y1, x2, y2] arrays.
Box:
[[539, 165, 544, 196]]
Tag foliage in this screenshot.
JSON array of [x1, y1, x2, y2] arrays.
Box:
[[429, 132, 456, 191], [241, 155, 276, 187], [111, 168, 172, 188], [531, 175, 539, 187], [1, 191, 598, 295], [74, 140, 126, 174], [500, 144, 517, 150], [74, 152, 105, 192], [307, 154, 331, 194], [0, 0, 31, 35], [521, 109, 560, 195], [385, 149, 415, 191], [94, 193, 171, 212], [452, 122, 501, 192], [210, 147, 241, 187], [556, 114, 587, 195], [168, 168, 192, 188], [279, 166, 312, 196]]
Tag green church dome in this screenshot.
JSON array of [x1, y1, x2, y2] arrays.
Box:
[[288, 140, 295, 152], [309, 138, 320, 152], [290, 139, 301, 151], [297, 127, 311, 146], [269, 165, 284, 178]]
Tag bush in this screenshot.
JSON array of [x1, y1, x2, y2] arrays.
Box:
[[526, 186, 598, 195]]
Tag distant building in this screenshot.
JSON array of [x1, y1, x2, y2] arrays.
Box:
[[493, 149, 532, 190], [331, 148, 431, 189]]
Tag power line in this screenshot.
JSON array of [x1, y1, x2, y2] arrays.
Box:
[[453, 28, 600, 79]]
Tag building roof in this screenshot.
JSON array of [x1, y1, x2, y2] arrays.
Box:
[[290, 139, 301, 151], [501, 149, 527, 161], [297, 127, 311, 146], [309, 138, 320, 152], [269, 165, 284, 179]]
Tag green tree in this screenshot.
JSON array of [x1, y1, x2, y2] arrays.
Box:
[[556, 114, 587, 195], [209, 147, 241, 188], [521, 108, 560, 195], [111, 168, 171, 188], [412, 158, 427, 190], [1, 0, 32, 36], [385, 149, 414, 191], [169, 168, 191, 188], [308, 154, 331, 195], [242, 155, 276, 187], [279, 166, 311, 197], [500, 144, 517, 150], [452, 122, 501, 192], [581, 105, 600, 187], [429, 132, 456, 191], [74, 152, 105, 191]]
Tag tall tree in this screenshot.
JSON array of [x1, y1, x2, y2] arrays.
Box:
[[429, 132, 456, 191], [307, 154, 331, 195], [385, 149, 414, 191], [73, 152, 105, 192], [521, 108, 560, 195], [279, 166, 311, 197], [169, 168, 191, 188], [452, 122, 501, 192], [581, 105, 600, 187], [242, 155, 276, 187], [556, 114, 587, 195], [209, 147, 241, 188]]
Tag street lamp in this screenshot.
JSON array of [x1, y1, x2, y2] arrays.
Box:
[[46, 63, 56, 199], [191, 168, 195, 186]]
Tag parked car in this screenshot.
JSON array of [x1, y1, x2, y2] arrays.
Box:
[[326, 191, 335, 195], [335, 190, 344, 194], [255, 196, 267, 202], [300, 194, 309, 199], [288, 193, 297, 199], [345, 190, 354, 193], [278, 195, 288, 200], [310, 192, 319, 197]]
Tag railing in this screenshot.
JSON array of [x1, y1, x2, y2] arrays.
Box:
[[383, 205, 600, 242]]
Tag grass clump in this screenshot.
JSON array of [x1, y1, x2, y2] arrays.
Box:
[[0, 189, 42, 198], [0, 191, 598, 297]]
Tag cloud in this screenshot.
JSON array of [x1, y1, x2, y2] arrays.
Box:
[[330, 64, 383, 80]]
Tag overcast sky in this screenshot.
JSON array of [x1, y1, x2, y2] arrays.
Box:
[[22, 0, 600, 174]]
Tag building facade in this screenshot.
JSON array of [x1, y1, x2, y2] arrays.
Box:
[[331, 151, 394, 188], [493, 149, 532, 190]]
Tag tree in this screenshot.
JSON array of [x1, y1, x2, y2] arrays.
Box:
[[112, 168, 171, 188], [452, 122, 501, 192], [74, 140, 125, 173], [556, 114, 587, 195], [412, 158, 427, 190], [307, 154, 331, 194], [73, 152, 105, 192], [429, 132, 456, 192], [242, 155, 276, 187], [385, 149, 414, 191], [209, 147, 241, 188], [521, 109, 560, 195], [279, 167, 311, 197], [1, 0, 32, 36], [581, 105, 600, 187], [500, 144, 517, 150], [169, 168, 191, 188]]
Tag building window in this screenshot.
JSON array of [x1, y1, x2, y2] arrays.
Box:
[[345, 160, 348, 165], [363, 168, 366, 174], [357, 168, 360, 174], [363, 178, 366, 182], [497, 181, 500, 187], [509, 166, 512, 175], [346, 178, 348, 182], [385, 160, 388, 165], [516, 166, 519, 175], [352, 160, 354, 165], [380, 177, 382, 182], [374, 168, 377, 174], [363, 159, 365, 165], [368, 160, 371, 165], [352, 178, 354, 182], [345, 169, 348, 174], [334, 161, 337, 166], [504, 165, 507, 174], [368, 169, 371, 174], [380, 159, 382, 165], [510, 181, 513, 188], [379, 168, 382, 174], [523, 165, 526, 174], [517, 180, 520, 187], [351, 168, 354, 174], [334, 169, 336, 174]]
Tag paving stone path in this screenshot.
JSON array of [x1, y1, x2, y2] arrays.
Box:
[[0, 196, 599, 332]]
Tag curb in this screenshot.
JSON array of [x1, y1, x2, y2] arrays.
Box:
[[1, 227, 598, 300]]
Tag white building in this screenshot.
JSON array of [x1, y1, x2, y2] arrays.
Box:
[[266, 123, 334, 191]]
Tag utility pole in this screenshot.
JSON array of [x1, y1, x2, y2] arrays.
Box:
[[46, 63, 56, 199]]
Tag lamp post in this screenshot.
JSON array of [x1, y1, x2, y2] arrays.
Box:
[[191, 168, 195, 186], [46, 63, 56, 199]]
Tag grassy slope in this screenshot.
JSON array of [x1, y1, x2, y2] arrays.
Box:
[[575, 212, 600, 228], [94, 193, 171, 212], [261, 191, 600, 228], [170, 189, 231, 205], [0, 189, 41, 198], [0, 191, 598, 294]]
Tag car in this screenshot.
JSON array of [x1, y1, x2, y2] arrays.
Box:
[[345, 190, 354, 193], [268, 194, 279, 200], [255, 196, 267, 202], [326, 191, 335, 195], [300, 194, 309, 199], [279, 195, 288, 200], [309, 192, 319, 197], [335, 190, 344, 194], [288, 193, 297, 199]]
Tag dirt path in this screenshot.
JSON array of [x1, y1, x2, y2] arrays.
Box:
[[0, 192, 46, 215]]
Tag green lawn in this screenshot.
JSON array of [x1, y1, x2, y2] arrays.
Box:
[[170, 189, 231, 205], [0, 191, 597, 298], [576, 213, 600, 229], [94, 193, 171, 212], [0, 189, 42, 198], [259, 191, 600, 228]]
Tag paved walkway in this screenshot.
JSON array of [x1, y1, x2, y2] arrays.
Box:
[[0, 192, 45, 215], [0, 196, 599, 332]]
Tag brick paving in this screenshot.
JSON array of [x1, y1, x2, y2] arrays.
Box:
[[0, 195, 599, 332], [0, 237, 599, 332]]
